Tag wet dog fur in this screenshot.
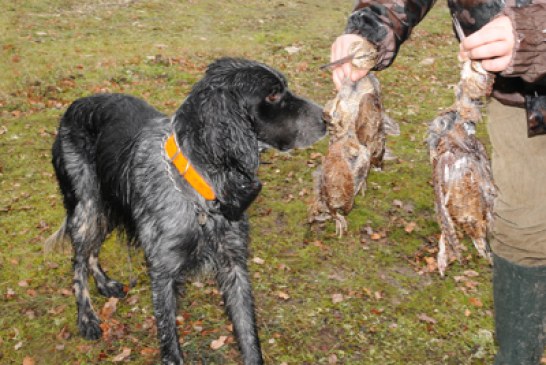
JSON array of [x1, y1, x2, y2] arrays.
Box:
[[49, 58, 326, 365]]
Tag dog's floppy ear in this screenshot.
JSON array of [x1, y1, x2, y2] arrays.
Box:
[[198, 87, 262, 220]]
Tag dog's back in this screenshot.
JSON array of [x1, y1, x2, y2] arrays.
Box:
[[53, 94, 166, 208]]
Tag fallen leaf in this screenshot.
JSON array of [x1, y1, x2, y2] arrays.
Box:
[[48, 304, 67, 315], [328, 354, 338, 364], [76, 344, 92, 353], [469, 297, 483, 308], [14, 341, 23, 350], [18, 280, 29, 287], [296, 62, 308, 72], [140, 347, 159, 357], [284, 46, 301, 54], [210, 335, 228, 350], [420, 57, 435, 66], [392, 199, 403, 208], [463, 270, 480, 277], [465, 309, 472, 317], [100, 297, 119, 320], [424, 256, 438, 272], [370, 233, 381, 241], [331, 293, 344, 304], [112, 347, 131, 362], [5, 288, 16, 299], [23, 356, 35, 365], [404, 222, 417, 233], [26, 289, 37, 297], [277, 291, 290, 300], [417, 313, 437, 324], [252, 257, 265, 265]]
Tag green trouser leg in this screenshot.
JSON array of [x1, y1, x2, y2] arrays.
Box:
[[493, 254, 546, 365]]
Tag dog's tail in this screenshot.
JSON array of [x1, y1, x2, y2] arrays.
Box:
[[44, 217, 69, 253]]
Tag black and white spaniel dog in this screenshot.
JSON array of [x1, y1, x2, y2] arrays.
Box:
[[48, 58, 326, 365]]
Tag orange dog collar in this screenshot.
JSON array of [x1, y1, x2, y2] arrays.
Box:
[[164, 133, 216, 201]]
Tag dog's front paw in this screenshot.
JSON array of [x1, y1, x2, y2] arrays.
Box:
[[161, 354, 184, 365], [78, 312, 102, 340]]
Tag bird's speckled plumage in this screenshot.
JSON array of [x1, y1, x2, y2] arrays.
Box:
[[309, 73, 391, 236], [428, 59, 496, 276]]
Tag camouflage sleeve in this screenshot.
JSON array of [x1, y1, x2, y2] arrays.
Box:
[[501, 4, 546, 83], [345, 0, 437, 70]]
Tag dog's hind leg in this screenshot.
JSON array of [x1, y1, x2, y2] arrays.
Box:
[[88, 250, 127, 299], [214, 229, 263, 365], [68, 198, 109, 340]]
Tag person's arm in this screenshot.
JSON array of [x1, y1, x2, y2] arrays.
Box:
[[500, 4, 546, 83], [460, 5, 546, 83], [347, 0, 437, 70], [332, 0, 436, 89]]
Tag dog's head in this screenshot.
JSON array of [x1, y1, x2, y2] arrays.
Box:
[[173, 58, 327, 219], [191, 58, 327, 151]]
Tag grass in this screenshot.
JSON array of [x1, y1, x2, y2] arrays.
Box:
[[0, 1, 500, 364]]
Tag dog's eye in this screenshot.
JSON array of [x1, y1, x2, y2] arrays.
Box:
[[265, 92, 282, 104]]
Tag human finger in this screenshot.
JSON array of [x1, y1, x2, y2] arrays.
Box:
[[350, 68, 369, 82], [467, 40, 512, 60], [481, 55, 512, 72], [461, 16, 513, 52], [333, 68, 343, 90]]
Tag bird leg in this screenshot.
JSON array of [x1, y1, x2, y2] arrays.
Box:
[[335, 213, 348, 238], [437, 233, 448, 277]]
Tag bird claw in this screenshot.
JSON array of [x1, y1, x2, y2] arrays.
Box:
[[335, 214, 348, 238]]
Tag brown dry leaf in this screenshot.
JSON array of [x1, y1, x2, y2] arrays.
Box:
[[463, 270, 480, 277], [296, 62, 309, 72], [48, 304, 67, 315], [469, 297, 483, 308], [18, 280, 29, 287], [464, 309, 472, 317], [23, 357, 35, 365], [392, 199, 403, 208], [26, 289, 37, 297], [328, 354, 338, 364], [370, 233, 381, 241], [127, 294, 140, 306], [140, 347, 159, 357], [112, 347, 131, 362], [331, 293, 344, 304], [540, 356, 546, 364], [252, 257, 265, 265], [77, 344, 92, 353], [424, 256, 438, 272], [100, 297, 119, 320], [5, 288, 16, 299], [277, 291, 290, 300], [210, 335, 228, 350], [417, 313, 437, 324], [404, 222, 417, 234]]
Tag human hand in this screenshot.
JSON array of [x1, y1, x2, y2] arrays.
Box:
[[331, 34, 372, 90], [459, 15, 515, 72]]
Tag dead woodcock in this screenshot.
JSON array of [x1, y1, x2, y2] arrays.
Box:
[[309, 40, 399, 236], [427, 56, 497, 276]]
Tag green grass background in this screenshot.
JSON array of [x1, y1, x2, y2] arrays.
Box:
[[1, 1, 500, 364]]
